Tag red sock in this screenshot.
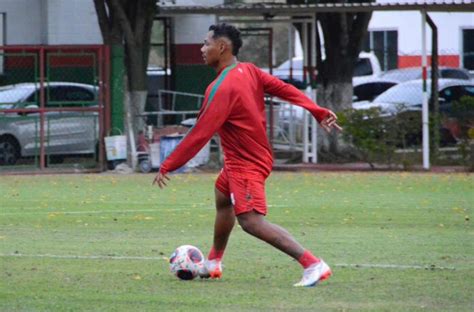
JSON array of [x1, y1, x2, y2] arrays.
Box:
[[208, 246, 224, 261], [298, 250, 320, 269]]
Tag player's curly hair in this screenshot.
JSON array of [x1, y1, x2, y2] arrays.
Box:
[[209, 23, 243, 56]]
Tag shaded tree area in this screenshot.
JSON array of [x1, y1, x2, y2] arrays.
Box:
[[94, 0, 157, 167], [289, 0, 373, 155]]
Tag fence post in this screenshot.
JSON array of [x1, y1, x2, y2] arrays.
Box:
[[39, 46, 46, 170], [110, 44, 124, 134]]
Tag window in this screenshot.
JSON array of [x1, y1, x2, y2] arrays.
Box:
[[464, 86, 474, 97], [353, 82, 397, 102], [0, 13, 5, 75], [362, 30, 398, 71], [462, 29, 474, 70], [439, 85, 474, 114], [48, 86, 95, 106], [148, 18, 171, 93], [149, 19, 167, 69], [353, 58, 373, 76], [440, 69, 470, 80]]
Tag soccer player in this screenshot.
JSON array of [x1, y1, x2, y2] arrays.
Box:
[[153, 23, 342, 287]]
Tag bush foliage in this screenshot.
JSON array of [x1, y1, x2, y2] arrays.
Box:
[[338, 102, 473, 169]]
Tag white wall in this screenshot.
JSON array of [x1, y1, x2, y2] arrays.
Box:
[[45, 0, 102, 44], [171, 0, 223, 44], [0, 0, 43, 44], [0, 0, 102, 45], [369, 11, 474, 54], [174, 14, 217, 44]]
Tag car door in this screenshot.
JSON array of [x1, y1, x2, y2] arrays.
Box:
[[439, 85, 471, 114], [45, 86, 98, 155], [13, 88, 43, 157]]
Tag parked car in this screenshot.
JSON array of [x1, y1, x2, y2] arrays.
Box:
[[353, 78, 398, 102], [353, 79, 474, 144], [353, 79, 474, 113], [271, 52, 382, 88], [0, 82, 99, 165], [380, 67, 472, 83]]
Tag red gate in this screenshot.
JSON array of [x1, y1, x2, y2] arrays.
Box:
[[0, 45, 110, 173]]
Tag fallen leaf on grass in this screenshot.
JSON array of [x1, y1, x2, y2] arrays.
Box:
[[132, 274, 142, 280]]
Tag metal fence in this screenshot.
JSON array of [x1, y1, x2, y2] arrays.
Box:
[[0, 46, 109, 173]]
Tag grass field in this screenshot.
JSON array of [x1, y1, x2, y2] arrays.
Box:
[[0, 172, 473, 311]]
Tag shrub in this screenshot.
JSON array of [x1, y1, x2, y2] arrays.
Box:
[[338, 107, 426, 169]]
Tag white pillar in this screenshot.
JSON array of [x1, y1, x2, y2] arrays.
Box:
[[302, 19, 318, 164], [421, 10, 430, 170], [311, 14, 318, 163]]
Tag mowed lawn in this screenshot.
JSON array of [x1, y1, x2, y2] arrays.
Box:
[[0, 172, 472, 311]]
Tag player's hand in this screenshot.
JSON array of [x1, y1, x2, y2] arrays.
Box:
[[320, 110, 343, 133], [153, 171, 170, 189]]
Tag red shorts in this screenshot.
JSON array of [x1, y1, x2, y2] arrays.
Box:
[[215, 168, 267, 216]]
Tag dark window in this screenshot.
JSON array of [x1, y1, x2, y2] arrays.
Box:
[[386, 31, 398, 70], [148, 18, 171, 92], [440, 86, 459, 103], [47, 86, 95, 107], [354, 58, 373, 77], [464, 86, 474, 97], [462, 29, 474, 70], [63, 87, 94, 101], [25, 90, 39, 104], [441, 69, 470, 80], [354, 82, 397, 102], [362, 30, 398, 71], [439, 85, 474, 114]]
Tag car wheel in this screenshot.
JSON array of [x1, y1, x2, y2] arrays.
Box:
[[139, 159, 152, 173], [0, 136, 21, 166]]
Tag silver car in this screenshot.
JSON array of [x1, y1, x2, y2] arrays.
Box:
[[0, 82, 99, 165], [353, 79, 474, 115]]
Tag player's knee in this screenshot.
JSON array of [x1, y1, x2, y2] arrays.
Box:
[[237, 215, 260, 235]]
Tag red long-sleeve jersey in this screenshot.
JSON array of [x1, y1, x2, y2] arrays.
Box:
[[159, 62, 329, 177]]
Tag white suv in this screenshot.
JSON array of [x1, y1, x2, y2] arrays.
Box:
[[271, 52, 382, 87]]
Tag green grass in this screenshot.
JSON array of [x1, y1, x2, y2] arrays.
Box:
[[0, 172, 473, 311]]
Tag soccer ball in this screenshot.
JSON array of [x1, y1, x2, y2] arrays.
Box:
[[169, 245, 205, 280]]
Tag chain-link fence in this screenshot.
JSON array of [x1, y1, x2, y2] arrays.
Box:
[[0, 46, 108, 173], [347, 47, 474, 168]]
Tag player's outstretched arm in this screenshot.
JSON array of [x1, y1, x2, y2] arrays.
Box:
[[255, 64, 339, 126]]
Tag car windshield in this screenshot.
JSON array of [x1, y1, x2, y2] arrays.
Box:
[[353, 58, 373, 77], [382, 69, 421, 82], [277, 59, 303, 70], [374, 81, 424, 106], [0, 86, 34, 104]]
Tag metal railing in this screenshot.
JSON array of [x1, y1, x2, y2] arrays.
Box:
[[138, 90, 205, 127]]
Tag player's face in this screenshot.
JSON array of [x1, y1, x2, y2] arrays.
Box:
[[201, 31, 222, 67]]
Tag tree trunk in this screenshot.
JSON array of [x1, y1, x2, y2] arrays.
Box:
[[94, 0, 156, 170], [128, 90, 148, 137], [317, 82, 353, 154], [123, 89, 147, 169], [313, 10, 372, 156]]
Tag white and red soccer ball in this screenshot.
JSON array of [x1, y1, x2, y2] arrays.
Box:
[[169, 245, 205, 280]]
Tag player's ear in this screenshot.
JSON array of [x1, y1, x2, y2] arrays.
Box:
[[218, 39, 230, 55], [218, 40, 227, 54]]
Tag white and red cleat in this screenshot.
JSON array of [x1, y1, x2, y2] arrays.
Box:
[[294, 260, 332, 287], [199, 259, 223, 279]]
